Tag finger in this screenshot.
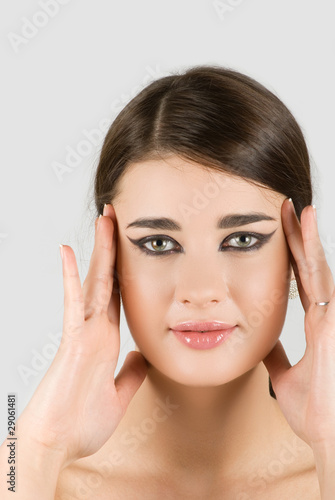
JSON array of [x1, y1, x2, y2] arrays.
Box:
[[107, 285, 121, 325], [281, 199, 311, 310], [102, 204, 121, 324], [321, 285, 335, 332], [60, 245, 85, 338], [83, 206, 117, 320], [300, 205, 334, 306], [288, 246, 310, 312], [114, 351, 148, 414], [262, 339, 291, 392]]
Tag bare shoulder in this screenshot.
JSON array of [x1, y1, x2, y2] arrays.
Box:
[[55, 460, 164, 500], [55, 460, 114, 499], [55, 461, 321, 500], [55, 457, 149, 500], [54, 435, 322, 500], [288, 466, 321, 498], [250, 447, 321, 500], [265, 465, 321, 500]]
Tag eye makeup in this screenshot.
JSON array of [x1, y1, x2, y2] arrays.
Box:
[[127, 229, 277, 257]]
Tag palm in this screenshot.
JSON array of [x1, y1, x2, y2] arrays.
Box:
[[263, 199, 335, 449], [20, 205, 148, 466]]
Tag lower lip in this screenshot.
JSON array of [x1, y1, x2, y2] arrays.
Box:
[[171, 327, 236, 350]]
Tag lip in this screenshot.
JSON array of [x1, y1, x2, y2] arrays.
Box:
[[170, 322, 236, 350], [171, 321, 235, 332]]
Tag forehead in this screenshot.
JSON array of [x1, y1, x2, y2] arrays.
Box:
[[114, 156, 284, 222]]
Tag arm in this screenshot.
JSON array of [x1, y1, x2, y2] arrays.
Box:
[[263, 201, 335, 498], [0, 206, 147, 499], [0, 431, 65, 500], [312, 444, 335, 500]]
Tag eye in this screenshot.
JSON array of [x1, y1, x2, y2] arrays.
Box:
[[127, 235, 181, 256], [221, 232, 264, 251], [127, 230, 276, 257], [141, 237, 178, 254]]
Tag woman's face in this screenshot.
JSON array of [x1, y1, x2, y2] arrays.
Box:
[[113, 155, 292, 387]]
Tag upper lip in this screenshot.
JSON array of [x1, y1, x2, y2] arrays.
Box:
[[170, 321, 235, 332]]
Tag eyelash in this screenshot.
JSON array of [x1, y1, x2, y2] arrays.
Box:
[[129, 232, 273, 257]]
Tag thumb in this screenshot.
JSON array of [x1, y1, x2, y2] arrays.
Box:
[[262, 339, 291, 392], [114, 351, 148, 413]]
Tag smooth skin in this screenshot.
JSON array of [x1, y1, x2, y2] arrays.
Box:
[[20, 210, 148, 463], [1, 156, 335, 499], [0, 206, 148, 500], [265, 199, 335, 450], [58, 157, 333, 498]]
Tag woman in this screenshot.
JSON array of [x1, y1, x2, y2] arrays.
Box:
[[1, 65, 334, 499]]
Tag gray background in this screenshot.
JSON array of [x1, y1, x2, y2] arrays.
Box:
[[0, 0, 334, 442]]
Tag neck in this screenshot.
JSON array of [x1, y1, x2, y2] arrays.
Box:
[[112, 361, 296, 477]]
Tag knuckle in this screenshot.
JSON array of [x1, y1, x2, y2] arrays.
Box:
[[82, 273, 111, 294], [93, 272, 110, 287], [63, 321, 83, 337], [100, 239, 114, 252], [84, 304, 103, 320], [65, 293, 84, 307], [85, 292, 109, 317], [295, 258, 309, 277]]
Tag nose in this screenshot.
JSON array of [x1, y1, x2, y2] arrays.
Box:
[[173, 253, 229, 308]]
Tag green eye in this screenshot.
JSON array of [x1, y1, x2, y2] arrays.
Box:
[[147, 238, 173, 252], [127, 230, 276, 257], [230, 235, 255, 248], [221, 233, 263, 251]]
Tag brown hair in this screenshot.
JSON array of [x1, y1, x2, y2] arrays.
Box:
[[93, 64, 314, 399], [94, 65, 313, 218]]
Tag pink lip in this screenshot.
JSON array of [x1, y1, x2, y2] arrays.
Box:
[[171, 321, 235, 332], [170, 322, 236, 350]]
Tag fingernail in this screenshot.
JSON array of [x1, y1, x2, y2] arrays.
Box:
[[97, 213, 103, 230], [103, 203, 108, 216], [288, 198, 297, 215], [288, 198, 294, 209], [59, 244, 64, 260], [312, 204, 317, 221]]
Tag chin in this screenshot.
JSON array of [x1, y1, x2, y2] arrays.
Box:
[[141, 348, 255, 389]]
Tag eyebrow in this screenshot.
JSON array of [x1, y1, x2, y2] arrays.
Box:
[[126, 212, 277, 230]]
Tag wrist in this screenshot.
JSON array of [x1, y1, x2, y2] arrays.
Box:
[[16, 416, 68, 470], [311, 440, 335, 463], [0, 426, 67, 500], [19, 435, 67, 472], [311, 443, 335, 500]]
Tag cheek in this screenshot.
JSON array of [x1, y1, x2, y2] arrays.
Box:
[[116, 248, 169, 343], [231, 238, 291, 354]]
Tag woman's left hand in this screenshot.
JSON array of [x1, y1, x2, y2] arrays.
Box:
[[263, 198, 335, 453]]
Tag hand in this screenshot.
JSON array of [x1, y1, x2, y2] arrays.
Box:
[[263, 198, 335, 451], [18, 203, 148, 467]]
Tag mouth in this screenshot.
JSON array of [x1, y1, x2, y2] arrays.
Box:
[[170, 321, 236, 350], [170, 321, 235, 332]]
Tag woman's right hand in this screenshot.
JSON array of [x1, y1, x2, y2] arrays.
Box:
[[17, 203, 148, 469]]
